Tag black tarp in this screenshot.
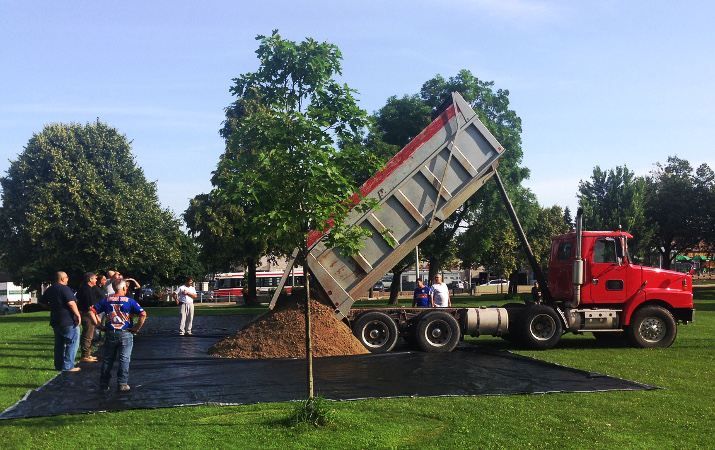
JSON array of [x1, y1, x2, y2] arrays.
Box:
[[1, 315, 659, 420]]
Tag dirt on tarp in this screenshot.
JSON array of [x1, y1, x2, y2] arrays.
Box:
[[208, 297, 369, 359]]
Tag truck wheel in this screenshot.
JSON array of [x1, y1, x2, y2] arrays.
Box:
[[352, 311, 399, 353], [416, 311, 461, 353], [520, 305, 563, 350], [627, 306, 677, 348]]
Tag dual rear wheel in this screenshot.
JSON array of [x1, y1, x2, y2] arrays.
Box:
[[352, 310, 461, 353]]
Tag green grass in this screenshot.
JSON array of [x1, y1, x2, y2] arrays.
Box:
[[1, 289, 713, 449]]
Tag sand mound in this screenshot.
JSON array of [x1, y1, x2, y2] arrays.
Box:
[[208, 297, 369, 359]]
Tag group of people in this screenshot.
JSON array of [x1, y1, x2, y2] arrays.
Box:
[[411, 274, 452, 308], [40, 271, 203, 392], [41, 270, 199, 391]]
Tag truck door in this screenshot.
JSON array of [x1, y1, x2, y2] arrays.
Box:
[[584, 237, 629, 304]]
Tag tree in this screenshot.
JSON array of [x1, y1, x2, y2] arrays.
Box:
[[369, 70, 534, 285], [0, 121, 197, 290], [577, 165, 648, 258], [215, 31, 377, 403], [563, 206, 573, 230], [421, 70, 531, 280], [644, 156, 714, 269]]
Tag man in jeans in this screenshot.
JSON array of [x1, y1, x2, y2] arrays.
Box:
[[91, 279, 147, 391], [40, 271, 82, 372]]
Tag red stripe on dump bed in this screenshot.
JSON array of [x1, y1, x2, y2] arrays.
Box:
[[307, 104, 457, 248]]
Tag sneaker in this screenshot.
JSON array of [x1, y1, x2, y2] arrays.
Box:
[[66, 367, 81, 372], [186, 331, 192, 335], [179, 331, 185, 336], [99, 384, 109, 391], [82, 356, 98, 362], [118, 384, 131, 391]]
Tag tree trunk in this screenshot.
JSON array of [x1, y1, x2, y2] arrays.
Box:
[[244, 258, 258, 306], [304, 260, 314, 402], [388, 270, 403, 305], [508, 272, 519, 295]]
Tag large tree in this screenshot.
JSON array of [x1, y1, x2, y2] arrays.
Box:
[[644, 156, 714, 269], [577, 165, 648, 259], [0, 121, 197, 290], [214, 31, 378, 402], [370, 70, 532, 281]]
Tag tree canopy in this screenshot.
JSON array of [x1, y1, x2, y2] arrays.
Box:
[[644, 156, 714, 269], [370, 70, 535, 282], [578, 165, 648, 258], [0, 121, 199, 289], [214, 30, 379, 267]]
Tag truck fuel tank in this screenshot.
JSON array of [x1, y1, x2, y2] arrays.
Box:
[[461, 307, 509, 337]]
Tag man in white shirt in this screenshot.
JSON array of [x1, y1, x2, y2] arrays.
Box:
[[431, 274, 451, 307], [173, 277, 197, 335]]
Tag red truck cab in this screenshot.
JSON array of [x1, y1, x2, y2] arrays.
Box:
[[548, 229, 694, 347]]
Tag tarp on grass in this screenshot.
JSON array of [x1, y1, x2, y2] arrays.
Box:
[[1, 315, 659, 420]]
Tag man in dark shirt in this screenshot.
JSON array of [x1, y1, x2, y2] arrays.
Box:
[[40, 271, 82, 372], [76, 272, 100, 362]]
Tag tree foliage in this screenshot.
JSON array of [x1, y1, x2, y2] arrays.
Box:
[[215, 30, 377, 268], [644, 156, 714, 269], [578, 165, 648, 258], [0, 121, 199, 290]]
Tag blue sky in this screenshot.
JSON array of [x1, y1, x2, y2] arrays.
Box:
[[2, 0, 713, 220]]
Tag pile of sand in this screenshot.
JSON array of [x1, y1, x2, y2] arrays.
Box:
[[208, 297, 369, 359]]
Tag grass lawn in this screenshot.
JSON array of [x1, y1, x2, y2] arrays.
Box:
[[0, 289, 712, 449]]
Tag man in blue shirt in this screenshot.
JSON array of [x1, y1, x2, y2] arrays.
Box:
[[91, 279, 147, 391], [412, 279, 433, 307], [40, 271, 82, 372]]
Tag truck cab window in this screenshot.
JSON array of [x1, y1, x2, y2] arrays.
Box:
[[593, 238, 617, 264], [557, 242, 572, 261]]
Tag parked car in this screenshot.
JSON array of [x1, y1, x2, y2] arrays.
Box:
[[485, 279, 508, 287], [197, 290, 214, 302], [372, 281, 385, 292], [449, 280, 467, 289], [1, 301, 9, 315]]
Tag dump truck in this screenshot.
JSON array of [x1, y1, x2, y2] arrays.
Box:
[[271, 92, 694, 352]]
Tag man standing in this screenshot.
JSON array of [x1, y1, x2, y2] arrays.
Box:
[[431, 274, 451, 307], [412, 279, 433, 307], [91, 279, 146, 391], [75, 272, 100, 362], [103, 270, 118, 296], [40, 271, 82, 372], [173, 277, 197, 336], [94, 275, 107, 299]]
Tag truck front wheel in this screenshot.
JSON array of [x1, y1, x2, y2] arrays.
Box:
[[416, 311, 461, 353], [520, 305, 563, 350], [352, 311, 399, 353], [627, 306, 677, 348]]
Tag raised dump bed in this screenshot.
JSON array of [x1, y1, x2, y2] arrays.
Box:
[[304, 92, 505, 318]]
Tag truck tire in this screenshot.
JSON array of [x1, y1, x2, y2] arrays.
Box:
[[520, 305, 563, 350], [352, 311, 399, 353], [415, 311, 461, 353], [627, 305, 677, 348]]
